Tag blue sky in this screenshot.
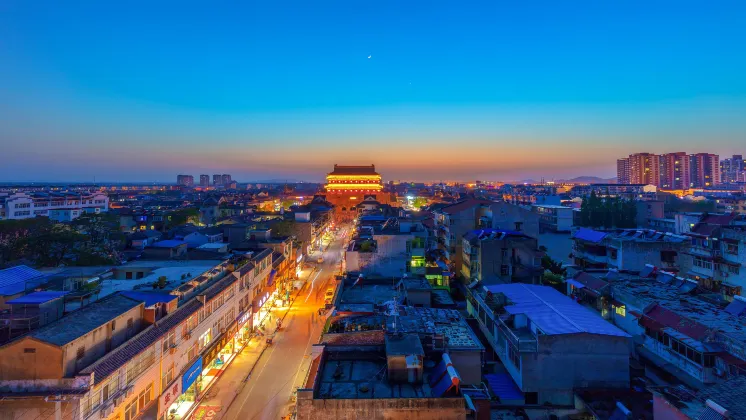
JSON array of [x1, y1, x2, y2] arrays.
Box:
[[1, 1, 745, 182]]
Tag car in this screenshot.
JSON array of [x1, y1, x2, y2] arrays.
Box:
[[317, 256, 324, 264]]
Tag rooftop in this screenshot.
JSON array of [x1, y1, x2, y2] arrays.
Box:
[[327, 164, 379, 176], [6, 291, 69, 305], [656, 376, 746, 419], [0, 265, 47, 296], [390, 306, 483, 350], [26, 294, 142, 347], [484, 283, 630, 338], [573, 227, 689, 244]]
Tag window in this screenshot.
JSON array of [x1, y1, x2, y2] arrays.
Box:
[[161, 364, 175, 390], [524, 392, 538, 405], [729, 265, 741, 275], [693, 257, 713, 270], [187, 341, 199, 361], [162, 330, 176, 354], [507, 342, 520, 369], [124, 400, 138, 420], [111, 320, 116, 331], [23, 348, 36, 354], [704, 354, 716, 367], [200, 328, 212, 348], [500, 265, 509, 276], [614, 305, 626, 317], [102, 376, 119, 401], [127, 318, 134, 331], [726, 243, 739, 255], [76, 346, 86, 360]]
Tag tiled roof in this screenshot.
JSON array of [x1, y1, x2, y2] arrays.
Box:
[[82, 274, 239, 383], [642, 304, 710, 341], [573, 272, 610, 292], [321, 330, 385, 346], [328, 165, 379, 176], [81, 299, 201, 381], [440, 199, 492, 215], [701, 214, 737, 226]]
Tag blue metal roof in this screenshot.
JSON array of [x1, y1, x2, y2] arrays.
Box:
[[484, 283, 630, 338], [0, 265, 47, 296], [572, 228, 608, 243], [6, 291, 69, 304], [153, 240, 187, 248], [120, 291, 178, 307]]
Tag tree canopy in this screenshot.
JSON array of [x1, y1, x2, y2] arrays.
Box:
[[578, 192, 637, 229]]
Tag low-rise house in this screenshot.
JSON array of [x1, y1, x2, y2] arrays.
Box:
[[571, 228, 689, 272], [0, 265, 49, 310], [182, 227, 224, 248], [532, 204, 574, 233], [466, 283, 630, 405], [130, 230, 163, 249], [461, 229, 544, 285]]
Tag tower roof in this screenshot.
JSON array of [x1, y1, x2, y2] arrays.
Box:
[[328, 164, 379, 176]]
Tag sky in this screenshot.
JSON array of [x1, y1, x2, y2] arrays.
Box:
[[1, 1, 746, 182]]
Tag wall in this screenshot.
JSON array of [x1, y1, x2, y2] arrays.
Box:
[[447, 350, 482, 385], [0, 398, 75, 420], [489, 202, 541, 240], [295, 393, 468, 420], [520, 334, 630, 406], [61, 303, 144, 377], [0, 338, 64, 380]]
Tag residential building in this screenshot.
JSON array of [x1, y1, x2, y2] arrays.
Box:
[[654, 376, 746, 419], [199, 175, 209, 188], [0, 191, 109, 221], [212, 174, 222, 186], [130, 230, 163, 249], [461, 229, 543, 285], [176, 175, 194, 187], [684, 213, 746, 297], [0, 294, 145, 420], [570, 183, 657, 199], [628, 153, 661, 187], [690, 153, 720, 188], [608, 273, 746, 388], [466, 283, 630, 405], [617, 158, 630, 184], [432, 200, 539, 282], [571, 228, 689, 272], [661, 152, 691, 189], [532, 204, 573, 232], [221, 174, 231, 186], [181, 227, 224, 249], [720, 154, 745, 184], [0, 266, 50, 310]]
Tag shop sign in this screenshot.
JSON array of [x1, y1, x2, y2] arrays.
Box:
[[193, 405, 222, 420], [182, 356, 203, 391], [158, 380, 181, 417]]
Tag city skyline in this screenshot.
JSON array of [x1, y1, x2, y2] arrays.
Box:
[[2, 1, 746, 182]]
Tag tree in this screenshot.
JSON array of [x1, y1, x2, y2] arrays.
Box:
[[271, 219, 297, 238], [411, 197, 428, 209], [169, 208, 199, 227], [541, 255, 567, 276]]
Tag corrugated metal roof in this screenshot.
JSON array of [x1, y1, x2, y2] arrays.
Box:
[[6, 291, 69, 305], [484, 373, 523, 401], [484, 283, 630, 337], [572, 228, 608, 243], [0, 265, 47, 296]]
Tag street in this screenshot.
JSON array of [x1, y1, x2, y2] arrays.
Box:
[[218, 229, 347, 420]]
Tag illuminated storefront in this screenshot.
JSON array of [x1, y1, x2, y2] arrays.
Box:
[[162, 356, 203, 420]]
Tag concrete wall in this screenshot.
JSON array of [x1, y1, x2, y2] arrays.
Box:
[[520, 334, 630, 405], [0, 338, 64, 380], [61, 303, 145, 377], [447, 350, 482, 386], [295, 393, 468, 420], [0, 398, 75, 420], [489, 202, 541, 240]]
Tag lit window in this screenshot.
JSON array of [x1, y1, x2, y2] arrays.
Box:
[[615, 305, 626, 317]]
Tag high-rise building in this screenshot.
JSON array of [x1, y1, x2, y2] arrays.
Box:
[[690, 153, 720, 188], [200, 174, 210, 187], [627, 153, 661, 187], [661, 152, 690, 190], [221, 174, 232, 186], [720, 155, 744, 183], [213, 174, 222, 186], [176, 174, 194, 187], [616, 158, 630, 184]]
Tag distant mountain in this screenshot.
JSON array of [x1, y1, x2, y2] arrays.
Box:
[[556, 176, 616, 184]]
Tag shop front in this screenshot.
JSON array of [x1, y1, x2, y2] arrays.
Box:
[[161, 356, 203, 420], [235, 310, 253, 348], [251, 287, 277, 330], [199, 322, 239, 389]]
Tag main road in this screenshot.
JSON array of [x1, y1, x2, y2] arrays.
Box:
[[221, 228, 348, 420]]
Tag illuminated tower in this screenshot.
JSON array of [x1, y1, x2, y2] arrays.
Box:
[[324, 164, 384, 222]]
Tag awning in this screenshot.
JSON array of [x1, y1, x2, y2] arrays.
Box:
[[565, 279, 585, 289], [267, 269, 277, 287]]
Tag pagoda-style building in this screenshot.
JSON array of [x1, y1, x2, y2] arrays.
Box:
[[324, 164, 387, 222]]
